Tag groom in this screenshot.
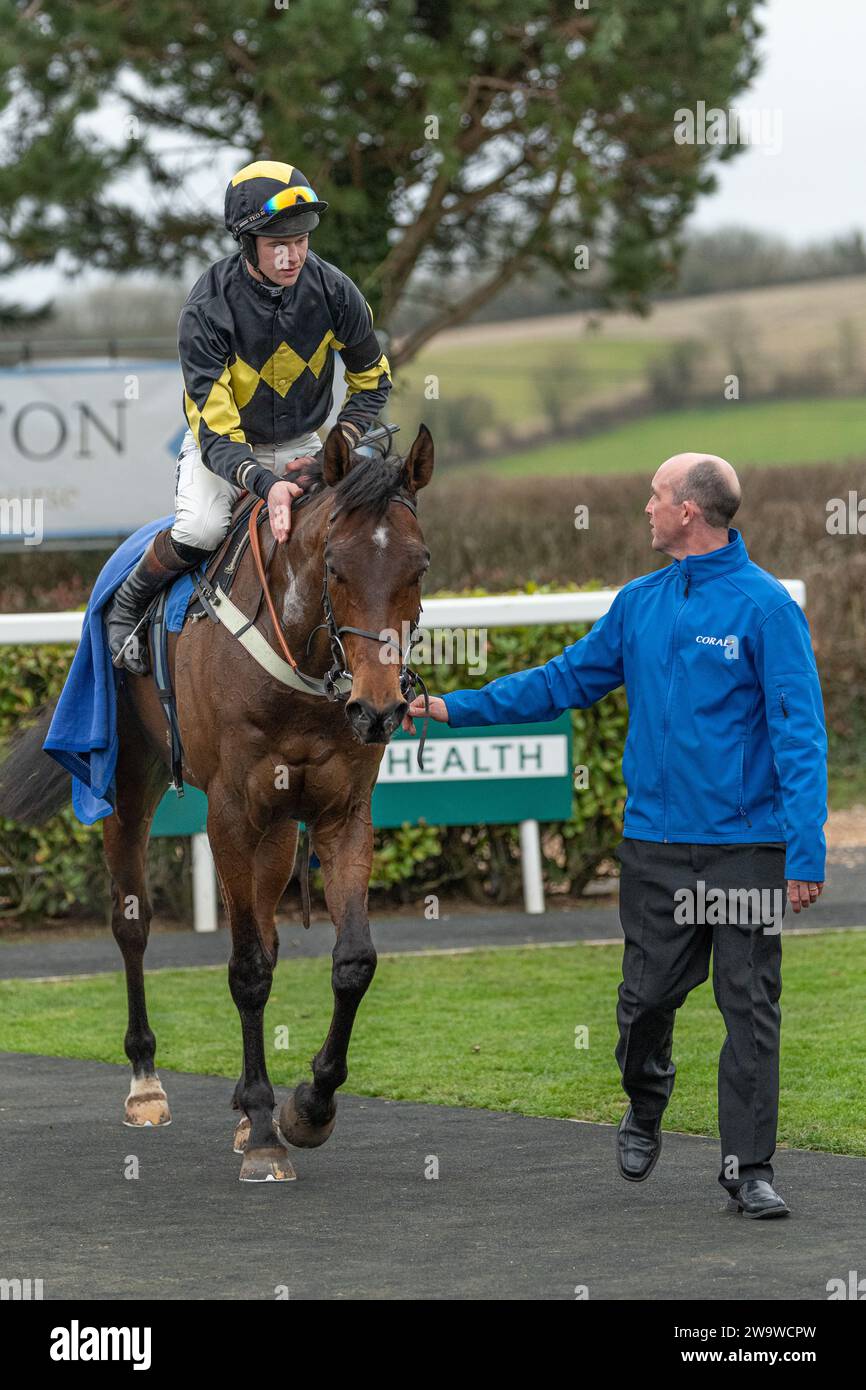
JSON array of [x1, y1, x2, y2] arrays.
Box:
[[405, 453, 827, 1218]]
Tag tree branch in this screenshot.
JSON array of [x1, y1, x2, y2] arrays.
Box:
[[391, 165, 566, 366]]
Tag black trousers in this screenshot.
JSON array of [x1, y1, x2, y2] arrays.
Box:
[[614, 838, 786, 1192]]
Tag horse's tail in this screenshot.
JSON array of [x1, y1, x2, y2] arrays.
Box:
[[0, 702, 72, 825]]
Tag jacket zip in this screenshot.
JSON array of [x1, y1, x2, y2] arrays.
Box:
[[737, 739, 753, 828], [660, 569, 689, 841]]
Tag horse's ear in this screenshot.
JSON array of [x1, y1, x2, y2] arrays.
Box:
[[402, 423, 434, 493], [323, 425, 353, 486]]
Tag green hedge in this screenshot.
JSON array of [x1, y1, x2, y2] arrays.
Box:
[[0, 583, 627, 923], [0, 639, 195, 922]]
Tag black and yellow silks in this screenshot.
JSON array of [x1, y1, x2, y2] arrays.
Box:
[[178, 247, 392, 505]]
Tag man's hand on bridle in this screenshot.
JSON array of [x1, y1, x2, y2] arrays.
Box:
[[267, 478, 304, 543], [402, 694, 449, 733]]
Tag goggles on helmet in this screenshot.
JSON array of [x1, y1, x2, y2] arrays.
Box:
[[233, 185, 320, 236]]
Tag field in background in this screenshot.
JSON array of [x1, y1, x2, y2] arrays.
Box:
[[411, 274, 866, 356], [461, 397, 866, 477], [1, 931, 863, 1153], [390, 275, 866, 463], [390, 336, 665, 432]]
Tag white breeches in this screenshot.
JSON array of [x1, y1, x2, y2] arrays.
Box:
[[171, 428, 323, 550]]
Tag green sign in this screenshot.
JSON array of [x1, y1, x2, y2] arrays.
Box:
[[151, 715, 573, 837], [151, 785, 209, 838], [372, 716, 572, 827]]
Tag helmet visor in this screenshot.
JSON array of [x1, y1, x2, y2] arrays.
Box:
[[233, 184, 326, 236], [262, 184, 318, 214]]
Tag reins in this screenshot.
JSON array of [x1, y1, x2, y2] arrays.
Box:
[[248, 499, 299, 670]]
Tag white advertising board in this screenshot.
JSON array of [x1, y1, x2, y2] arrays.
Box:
[[0, 359, 345, 547]]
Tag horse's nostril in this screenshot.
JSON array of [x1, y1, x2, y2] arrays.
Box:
[[347, 698, 407, 741], [387, 699, 409, 729]]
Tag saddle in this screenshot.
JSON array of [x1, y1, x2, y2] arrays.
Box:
[[149, 489, 266, 800]]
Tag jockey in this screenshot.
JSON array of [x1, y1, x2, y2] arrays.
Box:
[[105, 159, 392, 673]]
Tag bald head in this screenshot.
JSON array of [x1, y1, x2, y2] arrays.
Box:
[[656, 453, 741, 529], [647, 452, 742, 559]]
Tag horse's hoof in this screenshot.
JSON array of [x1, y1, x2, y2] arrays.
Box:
[[233, 1115, 251, 1154], [123, 1077, 171, 1127], [239, 1145, 297, 1183], [278, 1094, 336, 1149], [234, 1115, 285, 1153]]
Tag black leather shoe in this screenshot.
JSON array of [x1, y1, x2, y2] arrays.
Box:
[[617, 1106, 662, 1182], [727, 1179, 790, 1219]]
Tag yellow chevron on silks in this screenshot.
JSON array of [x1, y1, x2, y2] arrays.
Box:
[[306, 329, 344, 379], [258, 342, 309, 397], [228, 356, 261, 410], [184, 371, 247, 444], [228, 332, 345, 404], [231, 161, 296, 186], [201, 367, 247, 439], [183, 391, 202, 443]]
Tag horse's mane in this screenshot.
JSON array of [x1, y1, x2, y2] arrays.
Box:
[[295, 449, 408, 521]]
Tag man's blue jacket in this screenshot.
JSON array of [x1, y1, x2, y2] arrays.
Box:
[[443, 531, 827, 881]]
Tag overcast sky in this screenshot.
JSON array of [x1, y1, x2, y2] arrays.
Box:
[[689, 0, 866, 240], [6, 0, 865, 307]]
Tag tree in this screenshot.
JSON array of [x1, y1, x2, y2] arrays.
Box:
[[0, 0, 763, 364]]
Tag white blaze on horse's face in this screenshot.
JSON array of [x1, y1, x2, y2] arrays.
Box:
[[335, 508, 430, 744]]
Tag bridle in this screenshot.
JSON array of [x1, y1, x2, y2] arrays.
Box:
[[243, 480, 432, 768], [308, 494, 427, 699]]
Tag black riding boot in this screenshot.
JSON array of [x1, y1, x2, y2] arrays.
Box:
[[105, 529, 208, 675]]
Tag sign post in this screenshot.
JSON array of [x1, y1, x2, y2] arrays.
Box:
[[151, 715, 574, 928]]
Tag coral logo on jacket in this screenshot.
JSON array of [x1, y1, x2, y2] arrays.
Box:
[[696, 634, 740, 660]]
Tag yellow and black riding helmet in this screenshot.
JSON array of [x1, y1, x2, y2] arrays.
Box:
[[225, 160, 329, 284]]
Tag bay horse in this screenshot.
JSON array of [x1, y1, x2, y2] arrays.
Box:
[[0, 424, 433, 1181]]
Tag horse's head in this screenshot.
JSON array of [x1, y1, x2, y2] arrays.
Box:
[[320, 423, 434, 744]]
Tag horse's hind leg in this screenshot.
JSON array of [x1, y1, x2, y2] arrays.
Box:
[[103, 701, 171, 1127]]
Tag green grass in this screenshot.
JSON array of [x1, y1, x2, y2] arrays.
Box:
[[461, 397, 866, 477], [2, 932, 865, 1155], [390, 337, 666, 428]]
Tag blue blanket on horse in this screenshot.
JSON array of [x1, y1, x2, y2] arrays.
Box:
[[43, 518, 200, 825]]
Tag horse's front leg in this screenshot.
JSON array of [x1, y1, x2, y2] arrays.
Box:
[[231, 815, 300, 1156], [208, 799, 296, 1182], [278, 807, 377, 1149]]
